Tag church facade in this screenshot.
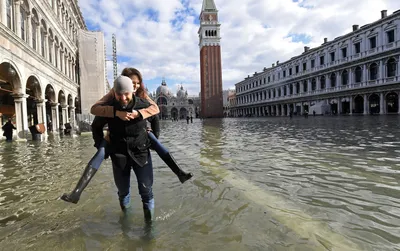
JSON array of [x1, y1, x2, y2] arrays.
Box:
[[150, 79, 201, 120]]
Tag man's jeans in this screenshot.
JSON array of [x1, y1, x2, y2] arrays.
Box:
[[111, 151, 154, 211]]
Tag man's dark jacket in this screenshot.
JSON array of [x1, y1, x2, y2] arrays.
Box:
[[91, 96, 157, 167]]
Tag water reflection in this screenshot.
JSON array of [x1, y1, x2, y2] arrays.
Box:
[[0, 116, 399, 250]]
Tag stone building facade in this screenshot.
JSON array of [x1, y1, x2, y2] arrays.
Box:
[[151, 79, 200, 120], [0, 0, 86, 140], [233, 10, 400, 117]]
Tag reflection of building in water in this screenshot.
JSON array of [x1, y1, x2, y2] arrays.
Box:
[[0, 0, 97, 139], [150, 79, 200, 119], [233, 9, 400, 117]]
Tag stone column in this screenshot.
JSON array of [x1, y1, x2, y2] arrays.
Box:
[[338, 98, 342, 115], [316, 77, 321, 90], [379, 60, 384, 81], [336, 72, 340, 88], [281, 105, 285, 116], [61, 104, 68, 128], [307, 79, 311, 93], [363, 64, 368, 83], [301, 104, 305, 115], [43, 34, 48, 59], [51, 103, 59, 132], [349, 96, 353, 115], [72, 62, 76, 82], [60, 50, 64, 73], [36, 25, 41, 53], [12, 93, 29, 140], [27, 14, 32, 46], [363, 94, 368, 115], [293, 84, 297, 94], [15, 0, 22, 37], [1, 0, 7, 25], [36, 99, 47, 137], [69, 106, 76, 132], [380, 92, 385, 114]]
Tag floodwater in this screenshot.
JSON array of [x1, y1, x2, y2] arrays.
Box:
[[0, 116, 399, 251]]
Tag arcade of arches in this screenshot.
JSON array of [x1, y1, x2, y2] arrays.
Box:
[[0, 62, 79, 139], [235, 91, 400, 116]]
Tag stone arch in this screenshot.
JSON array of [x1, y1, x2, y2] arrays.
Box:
[[74, 96, 81, 114], [354, 66, 362, 83], [157, 96, 167, 105], [58, 90, 66, 105], [179, 107, 187, 119], [320, 75, 326, 89], [171, 107, 178, 119], [386, 57, 397, 78], [385, 92, 398, 113], [354, 95, 364, 114], [330, 72, 336, 88], [368, 62, 378, 80], [0, 60, 23, 91], [311, 78, 316, 91], [368, 93, 380, 114], [341, 69, 348, 85], [26, 76, 42, 126]]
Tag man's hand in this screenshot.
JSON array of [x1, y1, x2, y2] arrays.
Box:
[[116, 110, 136, 121], [131, 110, 140, 118]]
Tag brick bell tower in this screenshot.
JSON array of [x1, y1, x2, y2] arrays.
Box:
[[198, 0, 223, 118]]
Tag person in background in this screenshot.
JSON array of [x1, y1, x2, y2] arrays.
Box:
[[2, 118, 16, 141]]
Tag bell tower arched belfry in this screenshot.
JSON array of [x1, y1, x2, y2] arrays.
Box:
[[198, 0, 223, 118]]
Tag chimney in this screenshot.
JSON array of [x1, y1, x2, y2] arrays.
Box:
[[272, 63, 275, 67], [324, 37, 328, 43], [381, 10, 387, 19], [352, 25, 359, 31], [304, 46, 310, 52]]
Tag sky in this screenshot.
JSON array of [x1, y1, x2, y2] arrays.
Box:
[[79, 0, 400, 96]]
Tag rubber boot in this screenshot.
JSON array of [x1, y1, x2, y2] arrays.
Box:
[[162, 153, 193, 183], [143, 199, 155, 240], [60, 165, 97, 204]]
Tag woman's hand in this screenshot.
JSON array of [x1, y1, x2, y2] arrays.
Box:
[[116, 110, 136, 121]]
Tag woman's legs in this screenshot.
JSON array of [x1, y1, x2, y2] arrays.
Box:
[[60, 139, 107, 204], [148, 131, 193, 183]]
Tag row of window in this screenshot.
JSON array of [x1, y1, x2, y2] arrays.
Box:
[[237, 26, 398, 92], [4, 0, 80, 82], [236, 59, 398, 104]]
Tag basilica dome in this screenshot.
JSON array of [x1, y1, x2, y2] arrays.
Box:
[[177, 85, 187, 98], [156, 79, 171, 97]]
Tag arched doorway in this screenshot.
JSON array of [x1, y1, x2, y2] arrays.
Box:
[[171, 107, 178, 120], [67, 94, 73, 124], [159, 105, 168, 119], [368, 93, 380, 114], [45, 85, 56, 132], [0, 61, 23, 137], [330, 99, 338, 115], [179, 107, 187, 119], [354, 95, 364, 114], [386, 92, 399, 113], [26, 76, 42, 126]]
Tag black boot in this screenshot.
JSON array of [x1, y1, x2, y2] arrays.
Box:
[[60, 165, 97, 204], [162, 153, 193, 183]]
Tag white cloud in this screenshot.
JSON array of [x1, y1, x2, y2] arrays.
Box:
[[79, 0, 400, 95]]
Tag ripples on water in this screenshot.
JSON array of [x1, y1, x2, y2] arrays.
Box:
[[0, 116, 399, 250]]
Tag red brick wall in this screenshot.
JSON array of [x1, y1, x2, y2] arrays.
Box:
[[200, 46, 223, 118]]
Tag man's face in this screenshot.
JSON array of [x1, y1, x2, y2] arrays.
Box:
[[115, 91, 133, 107], [130, 75, 140, 94]]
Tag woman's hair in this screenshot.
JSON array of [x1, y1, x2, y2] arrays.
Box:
[[121, 67, 147, 98]]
